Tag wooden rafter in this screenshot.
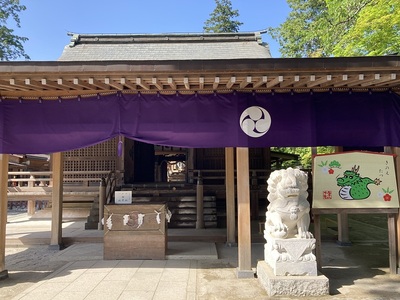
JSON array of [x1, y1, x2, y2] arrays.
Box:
[[0, 57, 399, 98]]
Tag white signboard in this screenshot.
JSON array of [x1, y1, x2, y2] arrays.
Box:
[[313, 151, 399, 209], [115, 191, 132, 204]]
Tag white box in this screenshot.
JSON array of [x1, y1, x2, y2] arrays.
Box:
[[114, 191, 132, 204]]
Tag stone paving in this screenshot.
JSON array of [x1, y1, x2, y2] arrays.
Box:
[[2, 213, 400, 299]]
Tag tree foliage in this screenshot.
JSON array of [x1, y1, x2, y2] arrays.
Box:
[[203, 0, 243, 33], [269, 0, 400, 57], [0, 0, 29, 61], [271, 147, 335, 169]]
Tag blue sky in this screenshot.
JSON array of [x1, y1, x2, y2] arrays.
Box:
[[12, 0, 290, 61]]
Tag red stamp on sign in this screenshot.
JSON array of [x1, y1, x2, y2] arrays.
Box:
[[323, 190, 332, 200]]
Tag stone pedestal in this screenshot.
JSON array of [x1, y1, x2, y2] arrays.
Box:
[[257, 261, 329, 297], [264, 238, 317, 276], [258, 237, 329, 296]]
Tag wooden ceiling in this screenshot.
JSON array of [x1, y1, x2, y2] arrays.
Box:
[[0, 56, 399, 99]]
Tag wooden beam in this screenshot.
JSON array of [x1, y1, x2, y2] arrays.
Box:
[[0, 155, 9, 279], [362, 73, 396, 87], [199, 77, 205, 90], [0, 79, 18, 91], [73, 78, 93, 90], [266, 75, 283, 88], [306, 75, 332, 88], [334, 74, 365, 87], [57, 78, 83, 90], [41, 78, 65, 90], [120, 78, 137, 90], [213, 76, 220, 90], [136, 78, 150, 90], [279, 75, 300, 88], [50, 152, 64, 249], [105, 77, 124, 90], [168, 77, 176, 90], [88, 78, 110, 90], [372, 74, 398, 87], [9, 79, 39, 91], [226, 76, 236, 89], [253, 76, 267, 89], [236, 147, 253, 278], [239, 76, 252, 89], [24, 78, 44, 91], [183, 77, 190, 90], [152, 77, 163, 90]]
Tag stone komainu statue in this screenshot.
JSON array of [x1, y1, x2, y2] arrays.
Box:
[[263, 168, 316, 276], [265, 167, 313, 239]]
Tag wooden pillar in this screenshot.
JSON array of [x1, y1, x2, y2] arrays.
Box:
[[187, 149, 194, 184], [388, 213, 398, 274], [225, 147, 236, 246], [50, 152, 64, 249], [332, 146, 350, 245], [250, 171, 259, 220], [236, 147, 253, 278], [337, 212, 351, 245], [0, 154, 9, 279], [196, 171, 204, 229], [390, 147, 400, 273], [313, 213, 322, 270], [98, 178, 106, 230]]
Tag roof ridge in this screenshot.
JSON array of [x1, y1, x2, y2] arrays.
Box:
[[67, 31, 263, 47]]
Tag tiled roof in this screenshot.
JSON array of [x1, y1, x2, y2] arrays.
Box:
[[58, 32, 272, 61]]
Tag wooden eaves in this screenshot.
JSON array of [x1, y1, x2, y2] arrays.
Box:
[[0, 56, 399, 99]]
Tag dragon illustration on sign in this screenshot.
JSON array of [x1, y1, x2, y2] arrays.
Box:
[[336, 165, 381, 200]]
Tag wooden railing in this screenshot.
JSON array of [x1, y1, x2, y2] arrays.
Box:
[[7, 170, 122, 217], [8, 170, 115, 187]]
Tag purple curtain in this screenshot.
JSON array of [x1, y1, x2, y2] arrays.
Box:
[[1, 91, 399, 154]]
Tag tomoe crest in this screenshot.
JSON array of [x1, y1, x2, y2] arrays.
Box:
[[239, 106, 272, 138]]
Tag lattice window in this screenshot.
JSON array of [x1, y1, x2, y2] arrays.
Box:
[[63, 137, 118, 183]]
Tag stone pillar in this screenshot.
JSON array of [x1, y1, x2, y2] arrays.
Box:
[[0, 154, 9, 279], [27, 200, 35, 216]]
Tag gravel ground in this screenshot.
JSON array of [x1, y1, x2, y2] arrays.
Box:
[[1, 246, 67, 300]]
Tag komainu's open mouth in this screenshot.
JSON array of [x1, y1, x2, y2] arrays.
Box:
[[282, 188, 300, 198]]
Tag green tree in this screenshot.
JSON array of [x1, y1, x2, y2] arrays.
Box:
[[269, 0, 399, 57], [271, 147, 334, 169], [203, 0, 243, 33], [0, 0, 29, 61], [333, 0, 400, 56]]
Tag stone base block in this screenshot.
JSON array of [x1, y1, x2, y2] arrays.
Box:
[[269, 260, 317, 276], [257, 261, 329, 297], [237, 268, 255, 278]]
